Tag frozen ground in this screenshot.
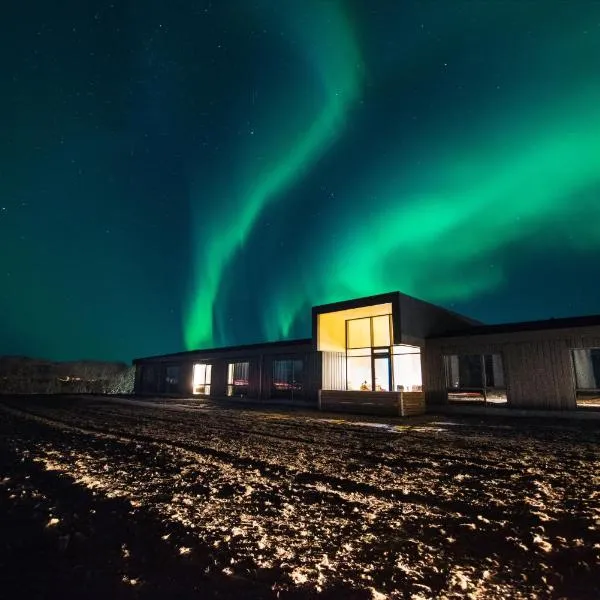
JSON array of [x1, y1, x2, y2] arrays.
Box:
[[0, 395, 598, 599]]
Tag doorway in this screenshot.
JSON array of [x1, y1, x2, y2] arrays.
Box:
[[373, 349, 391, 391]]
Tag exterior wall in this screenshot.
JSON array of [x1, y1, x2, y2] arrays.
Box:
[[425, 325, 600, 410], [133, 294, 600, 413], [319, 390, 425, 416], [398, 293, 479, 344], [322, 351, 346, 390], [133, 341, 321, 403]]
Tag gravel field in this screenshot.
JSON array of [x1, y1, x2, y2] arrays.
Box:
[[0, 395, 598, 599]]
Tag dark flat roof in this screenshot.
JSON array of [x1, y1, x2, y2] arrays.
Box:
[[134, 337, 313, 363], [312, 291, 400, 314], [431, 313, 600, 339], [311, 290, 481, 325]]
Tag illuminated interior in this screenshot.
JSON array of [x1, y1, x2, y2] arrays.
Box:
[[392, 345, 422, 392], [317, 302, 422, 392], [192, 363, 212, 395], [317, 302, 393, 352], [347, 351, 373, 391]]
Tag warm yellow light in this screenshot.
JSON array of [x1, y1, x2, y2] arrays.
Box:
[[392, 346, 422, 392], [192, 363, 212, 395], [317, 303, 392, 352]]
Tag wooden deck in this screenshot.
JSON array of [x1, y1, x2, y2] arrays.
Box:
[[319, 390, 425, 417]]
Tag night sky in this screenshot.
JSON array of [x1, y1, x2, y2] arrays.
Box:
[[2, 1, 600, 362]]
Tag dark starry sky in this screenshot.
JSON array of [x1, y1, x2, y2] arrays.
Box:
[[1, 1, 600, 362]]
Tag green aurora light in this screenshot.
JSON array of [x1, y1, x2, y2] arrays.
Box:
[[184, 0, 363, 349], [181, 1, 600, 350], [2, 1, 600, 361], [263, 87, 600, 341]]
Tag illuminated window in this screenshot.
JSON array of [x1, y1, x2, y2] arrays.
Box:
[[392, 346, 422, 392], [347, 354, 372, 391], [193, 363, 212, 395], [227, 362, 250, 397], [373, 353, 391, 391], [345, 314, 393, 391], [372, 315, 391, 347], [347, 317, 371, 349]]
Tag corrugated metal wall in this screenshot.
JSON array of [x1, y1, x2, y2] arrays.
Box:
[[425, 326, 600, 409], [322, 351, 346, 391]]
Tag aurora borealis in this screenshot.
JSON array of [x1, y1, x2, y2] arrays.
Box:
[[1, 1, 600, 361]]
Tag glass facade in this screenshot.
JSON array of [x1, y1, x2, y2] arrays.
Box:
[[347, 318, 371, 349], [372, 315, 391, 347], [343, 313, 422, 392], [392, 346, 422, 392], [347, 354, 372, 391]]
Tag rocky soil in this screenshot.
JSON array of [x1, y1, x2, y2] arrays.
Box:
[[0, 395, 598, 599]]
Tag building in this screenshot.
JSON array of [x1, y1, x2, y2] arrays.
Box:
[[133, 291, 600, 413]]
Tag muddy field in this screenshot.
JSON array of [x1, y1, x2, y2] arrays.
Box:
[[0, 395, 598, 599]]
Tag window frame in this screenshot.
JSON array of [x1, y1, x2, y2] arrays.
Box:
[[192, 362, 212, 396], [227, 360, 251, 397], [271, 357, 304, 399]]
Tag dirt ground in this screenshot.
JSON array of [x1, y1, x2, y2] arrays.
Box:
[[0, 395, 598, 599]]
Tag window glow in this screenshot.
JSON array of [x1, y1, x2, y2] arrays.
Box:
[[317, 302, 392, 352], [392, 350, 422, 392], [372, 315, 391, 347], [347, 318, 371, 349], [374, 356, 391, 391], [192, 363, 212, 395], [347, 356, 372, 391]]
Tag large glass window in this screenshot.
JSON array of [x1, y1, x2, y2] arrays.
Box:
[[372, 315, 391, 347], [392, 346, 422, 392], [193, 363, 212, 395], [446, 354, 483, 390], [227, 361, 250, 397], [345, 314, 393, 392], [272, 359, 304, 398], [444, 354, 506, 404], [572, 349, 600, 408], [347, 317, 372, 349], [347, 354, 372, 391]]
